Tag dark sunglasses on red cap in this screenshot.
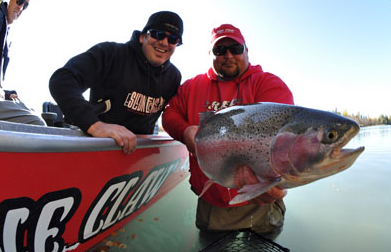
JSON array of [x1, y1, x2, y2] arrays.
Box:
[[212, 44, 245, 56], [16, 0, 29, 10], [147, 29, 182, 46]]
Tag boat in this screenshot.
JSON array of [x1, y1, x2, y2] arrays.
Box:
[[0, 120, 189, 252]]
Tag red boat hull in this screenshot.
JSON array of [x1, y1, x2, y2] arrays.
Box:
[[0, 121, 189, 252]]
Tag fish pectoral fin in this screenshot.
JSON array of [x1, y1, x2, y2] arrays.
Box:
[[229, 178, 281, 205], [199, 179, 215, 198]]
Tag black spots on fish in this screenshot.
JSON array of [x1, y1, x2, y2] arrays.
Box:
[[255, 139, 270, 156], [246, 144, 259, 155], [197, 115, 235, 139], [220, 151, 229, 160], [246, 123, 259, 134], [199, 111, 215, 126], [264, 149, 270, 156], [251, 145, 268, 156], [249, 107, 293, 134]]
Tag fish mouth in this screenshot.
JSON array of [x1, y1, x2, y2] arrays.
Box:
[[321, 146, 365, 172], [315, 125, 365, 175]]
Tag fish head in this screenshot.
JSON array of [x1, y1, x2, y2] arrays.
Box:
[[270, 107, 365, 187]]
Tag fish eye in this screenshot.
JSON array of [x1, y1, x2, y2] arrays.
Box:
[[323, 130, 338, 143]]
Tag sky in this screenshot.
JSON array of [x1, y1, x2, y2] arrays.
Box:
[[3, 0, 391, 118]]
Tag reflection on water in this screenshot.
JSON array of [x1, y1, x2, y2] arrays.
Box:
[[276, 125, 391, 252], [351, 125, 391, 154]]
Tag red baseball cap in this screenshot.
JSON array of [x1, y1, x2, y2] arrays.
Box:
[[210, 24, 245, 46]]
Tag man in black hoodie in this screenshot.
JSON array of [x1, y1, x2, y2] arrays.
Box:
[[49, 11, 183, 154]]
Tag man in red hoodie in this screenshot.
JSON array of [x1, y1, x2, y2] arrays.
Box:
[[162, 24, 294, 238]]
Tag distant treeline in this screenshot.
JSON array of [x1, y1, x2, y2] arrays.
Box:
[[333, 109, 390, 127]]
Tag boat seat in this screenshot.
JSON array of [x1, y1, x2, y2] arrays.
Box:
[[42, 101, 65, 127], [0, 120, 86, 137]]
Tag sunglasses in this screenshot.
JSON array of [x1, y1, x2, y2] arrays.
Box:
[[147, 29, 182, 45], [212, 44, 245, 56], [16, 0, 29, 10]]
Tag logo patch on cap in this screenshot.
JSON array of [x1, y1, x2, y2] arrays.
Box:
[[164, 23, 179, 32], [216, 28, 235, 35]]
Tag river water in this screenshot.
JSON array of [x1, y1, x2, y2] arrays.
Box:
[[276, 125, 391, 251]]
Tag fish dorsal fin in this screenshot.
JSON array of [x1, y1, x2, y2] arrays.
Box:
[[198, 111, 215, 125], [199, 179, 215, 198]]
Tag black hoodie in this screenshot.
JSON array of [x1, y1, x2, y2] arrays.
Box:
[[49, 31, 181, 134]]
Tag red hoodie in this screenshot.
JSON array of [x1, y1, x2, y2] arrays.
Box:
[[162, 64, 294, 207]]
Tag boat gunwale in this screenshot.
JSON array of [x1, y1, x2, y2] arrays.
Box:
[[0, 121, 179, 153]]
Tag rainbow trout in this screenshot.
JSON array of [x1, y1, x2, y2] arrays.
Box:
[[195, 102, 365, 205]]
